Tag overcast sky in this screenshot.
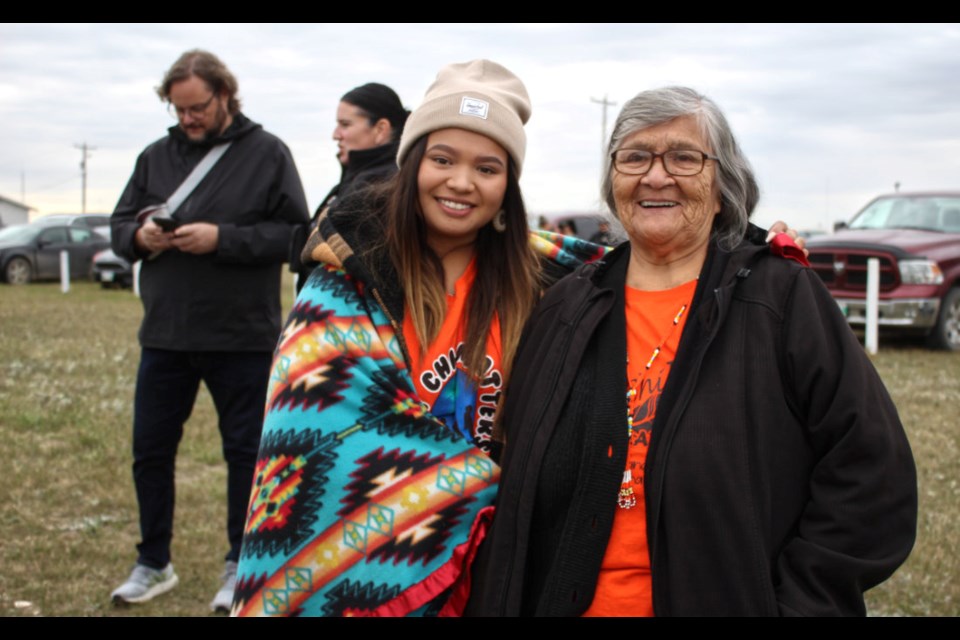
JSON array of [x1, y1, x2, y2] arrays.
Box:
[[2, 23, 959, 232]]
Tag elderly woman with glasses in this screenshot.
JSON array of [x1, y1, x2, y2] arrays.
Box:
[[466, 87, 917, 617]]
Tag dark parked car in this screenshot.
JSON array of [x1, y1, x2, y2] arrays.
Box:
[[92, 248, 134, 289], [806, 192, 960, 350], [32, 213, 112, 238], [0, 224, 110, 285]]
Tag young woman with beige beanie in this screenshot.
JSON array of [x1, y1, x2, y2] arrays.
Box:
[[230, 59, 603, 617]]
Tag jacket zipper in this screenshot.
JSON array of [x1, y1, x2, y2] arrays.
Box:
[[647, 284, 727, 616]]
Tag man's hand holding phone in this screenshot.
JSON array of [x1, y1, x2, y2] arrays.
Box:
[[135, 218, 177, 254], [134, 204, 178, 255], [153, 216, 181, 232], [133, 203, 218, 256]]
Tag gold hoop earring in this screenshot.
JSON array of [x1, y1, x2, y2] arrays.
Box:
[[493, 209, 507, 233]]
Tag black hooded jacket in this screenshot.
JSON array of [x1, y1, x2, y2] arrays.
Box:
[[111, 113, 309, 352], [467, 239, 917, 616]]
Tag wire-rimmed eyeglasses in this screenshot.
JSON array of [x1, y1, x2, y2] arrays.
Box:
[[167, 93, 217, 120]]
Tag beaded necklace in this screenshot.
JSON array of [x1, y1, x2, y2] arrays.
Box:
[[618, 299, 690, 510]]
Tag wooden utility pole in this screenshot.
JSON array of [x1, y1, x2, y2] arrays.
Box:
[[74, 142, 96, 213]]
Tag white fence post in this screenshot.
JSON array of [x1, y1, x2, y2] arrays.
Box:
[[865, 258, 879, 355], [59, 250, 70, 293], [133, 260, 141, 298]]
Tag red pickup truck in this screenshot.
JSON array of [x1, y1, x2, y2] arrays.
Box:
[[805, 192, 960, 350]]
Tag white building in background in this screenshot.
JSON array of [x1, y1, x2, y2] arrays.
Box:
[[0, 194, 32, 227]]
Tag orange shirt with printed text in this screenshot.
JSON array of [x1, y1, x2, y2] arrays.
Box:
[[402, 258, 503, 451]]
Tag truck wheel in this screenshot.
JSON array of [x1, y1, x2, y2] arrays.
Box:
[[4, 257, 31, 285], [927, 287, 960, 351]]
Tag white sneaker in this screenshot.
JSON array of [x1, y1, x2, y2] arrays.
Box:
[[111, 563, 178, 605], [210, 560, 238, 613]]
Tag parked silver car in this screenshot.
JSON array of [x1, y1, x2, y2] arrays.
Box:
[[92, 248, 134, 289]]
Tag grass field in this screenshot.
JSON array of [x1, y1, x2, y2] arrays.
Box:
[[0, 279, 957, 617]]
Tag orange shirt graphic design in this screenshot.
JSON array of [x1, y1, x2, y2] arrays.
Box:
[[403, 259, 502, 453]]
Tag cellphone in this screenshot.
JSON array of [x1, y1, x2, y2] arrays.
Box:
[[153, 216, 181, 232]]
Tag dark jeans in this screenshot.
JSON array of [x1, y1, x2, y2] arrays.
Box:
[[132, 348, 272, 569]]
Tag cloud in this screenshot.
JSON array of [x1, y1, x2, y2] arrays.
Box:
[[1, 23, 958, 230]]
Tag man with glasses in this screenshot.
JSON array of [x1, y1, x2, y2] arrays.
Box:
[[109, 49, 308, 612]]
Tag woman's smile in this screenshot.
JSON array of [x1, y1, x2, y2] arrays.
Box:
[[418, 128, 508, 254]]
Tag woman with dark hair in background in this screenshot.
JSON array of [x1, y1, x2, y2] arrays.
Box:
[[467, 86, 916, 617], [291, 82, 409, 291]]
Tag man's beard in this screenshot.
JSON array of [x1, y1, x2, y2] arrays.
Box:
[[183, 104, 228, 145]]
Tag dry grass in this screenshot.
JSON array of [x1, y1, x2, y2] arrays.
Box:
[[0, 277, 295, 617], [864, 343, 960, 616], [0, 279, 956, 616]]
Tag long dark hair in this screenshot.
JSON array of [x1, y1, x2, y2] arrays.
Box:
[[383, 134, 539, 382]]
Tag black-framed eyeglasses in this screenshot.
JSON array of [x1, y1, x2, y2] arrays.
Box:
[[167, 93, 217, 119], [612, 149, 719, 176]]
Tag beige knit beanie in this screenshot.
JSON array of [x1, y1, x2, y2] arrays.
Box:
[[397, 59, 531, 175]]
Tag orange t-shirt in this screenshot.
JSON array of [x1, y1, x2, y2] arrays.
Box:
[[582, 279, 696, 617], [402, 259, 503, 453]]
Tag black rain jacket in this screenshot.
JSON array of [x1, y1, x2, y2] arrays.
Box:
[[111, 114, 309, 352]]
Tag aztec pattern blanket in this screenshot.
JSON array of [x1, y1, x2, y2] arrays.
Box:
[[232, 230, 608, 617]]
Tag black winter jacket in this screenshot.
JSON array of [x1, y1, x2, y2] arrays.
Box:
[[467, 240, 917, 617], [111, 114, 309, 352], [323, 141, 400, 214], [290, 141, 400, 290]]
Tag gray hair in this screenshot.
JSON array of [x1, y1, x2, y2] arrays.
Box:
[[601, 86, 759, 250]]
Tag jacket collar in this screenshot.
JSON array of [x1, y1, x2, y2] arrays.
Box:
[[167, 112, 260, 148], [582, 232, 771, 350], [341, 140, 399, 184], [586, 229, 769, 292]]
